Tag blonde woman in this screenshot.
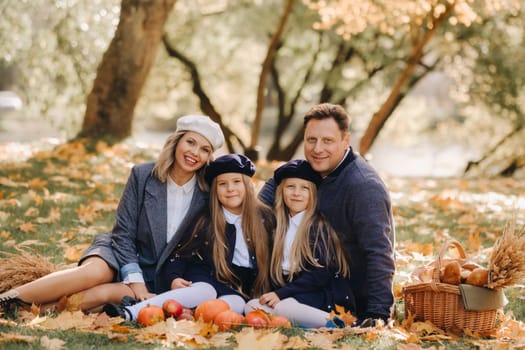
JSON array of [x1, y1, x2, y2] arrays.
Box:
[[0, 115, 224, 314], [103, 154, 274, 320], [246, 159, 352, 328]]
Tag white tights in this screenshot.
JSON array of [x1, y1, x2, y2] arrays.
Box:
[[124, 282, 247, 321], [245, 297, 330, 328], [126, 282, 216, 320]]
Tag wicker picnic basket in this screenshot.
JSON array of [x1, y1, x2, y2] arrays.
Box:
[[403, 239, 498, 333]]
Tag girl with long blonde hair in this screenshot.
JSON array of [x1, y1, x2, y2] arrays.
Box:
[[245, 159, 353, 328]]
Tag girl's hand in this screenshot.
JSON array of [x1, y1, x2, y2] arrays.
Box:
[[171, 278, 192, 290], [259, 292, 280, 308], [129, 282, 156, 301]]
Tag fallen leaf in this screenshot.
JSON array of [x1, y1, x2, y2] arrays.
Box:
[[284, 335, 309, 349], [0, 332, 36, 344], [66, 292, 85, 312], [64, 243, 90, 262], [40, 336, 65, 350], [28, 178, 48, 189], [235, 328, 286, 350], [36, 207, 61, 224], [19, 222, 37, 233]]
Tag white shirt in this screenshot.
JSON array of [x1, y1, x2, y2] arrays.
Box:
[[281, 211, 305, 274], [167, 174, 196, 243], [223, 208, 252, 268]]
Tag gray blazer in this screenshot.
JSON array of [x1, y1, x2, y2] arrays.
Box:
[[81, 162, 208, 293]]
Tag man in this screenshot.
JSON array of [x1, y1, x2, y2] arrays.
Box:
[[259, 103, 395, 326]]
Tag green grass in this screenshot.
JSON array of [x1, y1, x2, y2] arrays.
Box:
[[1, 139, 525, 349]]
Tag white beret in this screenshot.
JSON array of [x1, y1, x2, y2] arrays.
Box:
[[176, 115, 224, 150]]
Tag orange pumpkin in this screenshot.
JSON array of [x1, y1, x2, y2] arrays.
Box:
[[137, 304, 165, 326], [268, 315, 291, 328], [194, 299, 230, 323], [245, 310, 270, 328], [214, 309, 245, 330]]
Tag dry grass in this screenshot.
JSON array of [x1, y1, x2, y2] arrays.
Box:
[[488, 220, 525, 289], [0, 250, 57, 293]]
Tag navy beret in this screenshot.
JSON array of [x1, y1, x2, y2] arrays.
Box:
[[274, 159, 322, 186], [205, 154, 256, 185]]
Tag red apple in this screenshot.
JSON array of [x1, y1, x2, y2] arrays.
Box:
[[162, 299, 183, 318], [176, 308, 195, 321]]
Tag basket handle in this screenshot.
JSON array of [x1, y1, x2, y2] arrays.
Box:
[[431, 239, 467, 288]]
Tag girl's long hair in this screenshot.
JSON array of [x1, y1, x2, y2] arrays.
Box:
[[152, 130, 211, 191], [210, 175, 272, 298], [270, 180, 349, 287]]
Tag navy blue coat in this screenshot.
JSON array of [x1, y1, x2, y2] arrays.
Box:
[[272, 218, 355, 313]]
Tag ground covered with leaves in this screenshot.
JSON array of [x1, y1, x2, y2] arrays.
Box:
[[1, 139, 525, 349]]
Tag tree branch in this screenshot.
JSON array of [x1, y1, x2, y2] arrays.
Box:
[[162, 34, 244, 151]]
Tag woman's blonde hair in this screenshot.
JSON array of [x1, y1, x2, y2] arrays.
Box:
[[210, 174, 271, 298], [152, 130, 211, 190], [270, 179, 349, 287]]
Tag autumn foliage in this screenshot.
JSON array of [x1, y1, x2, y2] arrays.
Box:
[[1, 140, 525, 348]]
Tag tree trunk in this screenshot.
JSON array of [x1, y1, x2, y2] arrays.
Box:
[[358, 2, 454, 156], [79, 0, 177, 140], [248, 0, 294, 160]]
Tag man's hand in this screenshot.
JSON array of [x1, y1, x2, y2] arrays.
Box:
[[171, 278, 192, 290], [129, 282, 155, 301]]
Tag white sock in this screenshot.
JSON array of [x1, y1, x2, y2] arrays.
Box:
[[126, 282, 217, 320]]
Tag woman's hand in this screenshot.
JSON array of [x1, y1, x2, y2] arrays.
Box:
[[129, 282, 156, 301], [171, 278, 192, 290], [259, 292, 280, 308]]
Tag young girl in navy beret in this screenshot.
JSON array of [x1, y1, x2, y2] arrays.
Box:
[[245, 159, 353, 328], [103, 154, 274, 320]]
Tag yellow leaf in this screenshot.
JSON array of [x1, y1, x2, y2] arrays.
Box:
[[76, 203, 100, 224], [112, 324, 132, 334], [64, 243, 91, 262], [29, 191, 43, 206], [36, 311, 95, 331], [35, 207, 61, 224], [40, 336, 65, 350], [235, 328, 285, 350], [24, 207, 40, 217], [19, 222, 37, 233], [467, 232, 481, 252], [66, 292, 84, 312], [328, 304, 357, 326], [283, 335, 309, 349], [28, 178, 48, 189], [0, 331, 37, 344], [0, 177, 23, 188], [0, 230, 12, 239], [199, 321, 219, 338], [106, 333, 129, 343]]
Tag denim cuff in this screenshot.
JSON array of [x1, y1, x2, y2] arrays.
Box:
[[120, 263, 143, 281]]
